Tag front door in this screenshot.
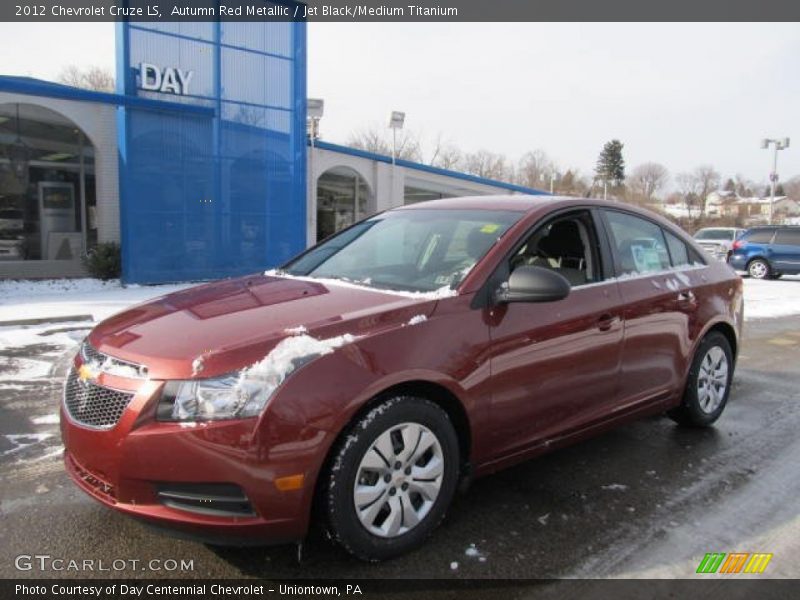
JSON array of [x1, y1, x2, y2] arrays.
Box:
[[487, 210, 624, 459]]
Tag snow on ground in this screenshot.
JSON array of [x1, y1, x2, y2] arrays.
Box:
[[741, 275, 800, 320], [0, 278, 193, 324]]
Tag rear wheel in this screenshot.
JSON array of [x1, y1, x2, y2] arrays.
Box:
[[323, 396, 459, 561], [747, 258, 771, 279], [668, 332, 733, 427]]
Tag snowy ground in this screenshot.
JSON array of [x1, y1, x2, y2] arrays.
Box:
[[0, 278, 192, 325], [741, 275, 800, 320]]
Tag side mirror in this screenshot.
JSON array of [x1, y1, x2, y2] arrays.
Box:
[[494, 265, 571, 304]]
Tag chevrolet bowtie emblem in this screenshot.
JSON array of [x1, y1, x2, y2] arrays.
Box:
[[78, 363, 99, 383]]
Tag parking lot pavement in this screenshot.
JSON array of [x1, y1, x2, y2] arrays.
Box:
[[1, 316, 799, 580]]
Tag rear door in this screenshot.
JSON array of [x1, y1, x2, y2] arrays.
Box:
[[601, 209, 698, 408], [771, 229, 800, 274]]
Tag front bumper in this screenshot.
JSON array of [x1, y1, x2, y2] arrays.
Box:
[[60, 358, 327, 545]]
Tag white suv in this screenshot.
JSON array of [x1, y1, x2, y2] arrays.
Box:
[[693, 227, 745, 261]]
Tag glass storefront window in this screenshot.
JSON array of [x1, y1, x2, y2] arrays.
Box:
[[316, 167, 371, 241], [0, 103, 95, 262]]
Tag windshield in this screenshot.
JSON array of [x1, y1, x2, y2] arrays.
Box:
[[282, 208, 522, 293]]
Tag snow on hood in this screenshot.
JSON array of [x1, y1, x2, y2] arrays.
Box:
[[233, 332, 357, 400]]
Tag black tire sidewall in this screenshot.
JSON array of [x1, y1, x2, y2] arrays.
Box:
[[681, 332, 734, 426], [324, 396, 460, 561]]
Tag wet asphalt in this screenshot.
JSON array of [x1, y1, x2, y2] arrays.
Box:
[[1, 316, 799, 582]]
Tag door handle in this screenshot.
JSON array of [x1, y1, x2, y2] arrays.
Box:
[[677, 291, 696, 305], [597, 313, 618, 331]]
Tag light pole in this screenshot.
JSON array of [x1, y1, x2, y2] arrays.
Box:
[[760, 137, 790, 224], [389, 111, 405, 165], [389, 111, 405, 206], [307, 98, 324, 148], [540, 171, 558, 194]]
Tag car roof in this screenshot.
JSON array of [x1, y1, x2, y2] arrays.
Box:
[[396, 195, 607, 213]]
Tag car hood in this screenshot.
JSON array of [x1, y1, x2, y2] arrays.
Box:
[[87, 273, 439, 379]]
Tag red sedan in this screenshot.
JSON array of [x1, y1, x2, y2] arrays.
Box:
[[61, 196, 742, 561]]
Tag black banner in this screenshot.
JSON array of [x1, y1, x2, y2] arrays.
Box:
[[2, 0, 800, 22], [2, 579, 799, 600]]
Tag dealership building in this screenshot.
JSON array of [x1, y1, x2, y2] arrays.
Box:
[[0, 21, 544, 284]]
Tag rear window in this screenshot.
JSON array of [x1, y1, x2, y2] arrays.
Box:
[[744, 229, 776, 244], [775, 229, 800, 246], [695, 229, 733, 241]]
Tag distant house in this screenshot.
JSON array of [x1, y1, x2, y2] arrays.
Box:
[[705, 191, 738, 217], [705, 191, 800, 224]]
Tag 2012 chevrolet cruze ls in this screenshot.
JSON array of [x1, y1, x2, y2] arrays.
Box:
[[61, 196, 743, 561]]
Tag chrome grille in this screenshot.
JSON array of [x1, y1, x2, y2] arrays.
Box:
[[80, 342, 106, 365], [79, 342, 148, 379], [63, 368, 134, 429]]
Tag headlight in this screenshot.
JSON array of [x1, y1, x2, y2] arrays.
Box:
[[157, 332, 357, 422], [157, 375, 271, 422]]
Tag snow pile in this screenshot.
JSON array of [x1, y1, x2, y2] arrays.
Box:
[[464, 543, 487, 561], [234, 333, 357, 404], [601, 483, 629, 491], [743, 276, 800, 320], [284, 325, 308, 335]]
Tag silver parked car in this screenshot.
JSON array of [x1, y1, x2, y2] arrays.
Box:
[[693, 227, 745, 261]]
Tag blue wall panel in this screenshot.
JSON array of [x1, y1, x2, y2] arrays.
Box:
[[117, 12, 306, 284]]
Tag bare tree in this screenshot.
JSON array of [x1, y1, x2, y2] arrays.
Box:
[[629, 162, 669, 203], [347, 125, 422, 162], [676, 165, 720, 218], [428, 133, 463, 170], [462, 149, 508, 180], [58, 65, 115, 92], [784, 175, 800, 202], [515, 149, 556, 189], [557, 169, 592, 197]]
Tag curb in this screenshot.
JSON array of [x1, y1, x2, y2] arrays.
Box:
[[0, 315, 94, 327]]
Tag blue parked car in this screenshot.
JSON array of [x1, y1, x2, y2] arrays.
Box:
[[729, 226, 800, 279]]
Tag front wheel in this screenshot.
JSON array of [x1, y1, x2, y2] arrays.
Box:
[[323, 396, 460, 561], [668, 332, 733, 427], [747, 258, 771, 279]]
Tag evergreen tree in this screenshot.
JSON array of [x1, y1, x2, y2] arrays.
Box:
[[723, 178, 736, 193], [595, 139, 625, 186]]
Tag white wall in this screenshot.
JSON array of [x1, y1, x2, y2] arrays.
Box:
[[307, 145, 523, 245]]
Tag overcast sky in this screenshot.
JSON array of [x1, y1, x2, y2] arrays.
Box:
[[2, 22, 799, 189]]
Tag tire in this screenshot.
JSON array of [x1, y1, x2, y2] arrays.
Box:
[[323, 396, 460, 561], [747, 258, 771, 280], [668, 332, 734, 427]]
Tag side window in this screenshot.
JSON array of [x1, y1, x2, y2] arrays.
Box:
[[664, 229, 690, 267], [746, 229, 776, 244], [510, 211, 601, 287], [604, 210, 671, 275], [775, 229, 800, 246]]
